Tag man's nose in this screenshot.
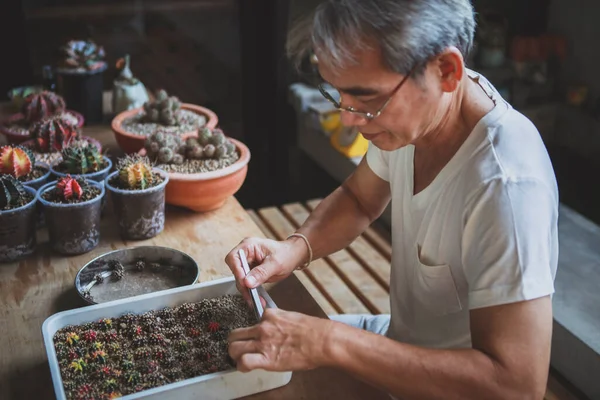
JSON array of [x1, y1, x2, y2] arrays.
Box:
[[340, 110, 369, 127]]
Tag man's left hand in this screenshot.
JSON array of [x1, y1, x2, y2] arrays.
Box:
[[228, 308, 333, 372]]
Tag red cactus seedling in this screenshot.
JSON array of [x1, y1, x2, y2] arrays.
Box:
[[207, 321, 220, 333], [82, 330, 97, 342], [56, 175, 83, 201]]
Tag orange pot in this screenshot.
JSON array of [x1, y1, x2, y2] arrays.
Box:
[[139, 138, 250, 212], [111, 103, 218, 154]]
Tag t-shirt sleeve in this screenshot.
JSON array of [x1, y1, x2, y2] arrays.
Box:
[[461, 178, 558, 310], [365, 142, 390, 182]]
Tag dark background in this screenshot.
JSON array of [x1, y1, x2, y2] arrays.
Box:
[[0, 0, 599, 227]]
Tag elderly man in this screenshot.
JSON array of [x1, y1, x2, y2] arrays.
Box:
[[225, 0, 558, 398]]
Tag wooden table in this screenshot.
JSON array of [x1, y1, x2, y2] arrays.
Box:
[[0, 117, 388, 399]]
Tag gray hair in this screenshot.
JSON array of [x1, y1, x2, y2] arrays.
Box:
[[287, 0, 476, 76]]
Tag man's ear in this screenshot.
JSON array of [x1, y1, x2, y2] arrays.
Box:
[[437, 47, 464, 93]]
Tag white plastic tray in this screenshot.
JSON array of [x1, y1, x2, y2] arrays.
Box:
[[42, 276, 292, 399]]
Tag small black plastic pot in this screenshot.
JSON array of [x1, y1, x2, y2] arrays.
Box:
[[36, 180, 104, 255], [22, 162, 51, 229], [104, 169, 169, 240], [56, 64, 107, 124], [0, 186, 38, 263]]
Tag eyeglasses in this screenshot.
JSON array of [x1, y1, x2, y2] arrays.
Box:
[[317, 66, 415, 121]]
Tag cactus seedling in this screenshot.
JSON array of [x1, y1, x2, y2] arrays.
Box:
[[142, 89, 182, 126], [31, 115, 80, 153], [0, 145, 34, 178], [116, 155, 155, 190], [56, 175, 83, 201], [21, 91, 66, 124], [0, 175, 30, 210], [59, 141, 104, 174]]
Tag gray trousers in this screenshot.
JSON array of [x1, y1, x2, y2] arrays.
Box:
[[329, 314, 391, 336]]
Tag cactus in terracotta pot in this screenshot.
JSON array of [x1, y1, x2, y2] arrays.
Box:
[[142, 90, 182, 126], [183, 128, 236, 161], [105, 155, 168, 240], [143, 130, 184, 165], [38, 175, 104, 255], [21, 91, 66, 124], [31, 115, 80, 153]]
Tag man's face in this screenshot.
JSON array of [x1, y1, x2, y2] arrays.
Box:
[[317, 47, 446, 151]]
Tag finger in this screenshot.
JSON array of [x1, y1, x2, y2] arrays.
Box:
[[245, 256, 281, 288], [228, 325, 260, 342], [238, 353, 270, 373], [224, 244, 247, 281], [235, 280, 252, 305], [228, 339, 259, 361]]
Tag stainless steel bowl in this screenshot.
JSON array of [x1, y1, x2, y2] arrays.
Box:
[[75, 246, 199, 304]]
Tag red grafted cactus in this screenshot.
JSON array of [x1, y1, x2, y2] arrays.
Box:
[[31, 115, 79, 153], [0, 145, 34, 178], [21, 91, 66, 124], [56, 175, 83, 201], [207, 321, 220, 333]]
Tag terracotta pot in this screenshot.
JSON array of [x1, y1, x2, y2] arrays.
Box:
[[138, 138, 250, 212], [0, 186, 38, 263], [111, 103, 219, 154], [37, 180, 104, 255], [0, 110, 85, 144], [104, 168, 169, 240]]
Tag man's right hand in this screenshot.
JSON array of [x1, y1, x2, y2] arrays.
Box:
[[224, 236, 310, 303]]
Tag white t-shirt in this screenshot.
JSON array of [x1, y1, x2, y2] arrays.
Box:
[[366, 70, 558, 349]]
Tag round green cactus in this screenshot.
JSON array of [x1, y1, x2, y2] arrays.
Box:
[[60, 142, 104, 174]]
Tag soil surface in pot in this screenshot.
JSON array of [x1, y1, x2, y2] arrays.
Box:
[[121, 110, 206, 137], [53, 160, 109, 175], [52, 294, 257, 399], [32, 151, 62, 165], [156, 151, 240, 174], [2, 111, 79, 137], [42, 186, 102, 204], [1, 192, 34, 211], [107, 172, 164, 190], [15, 165, 47, 183]]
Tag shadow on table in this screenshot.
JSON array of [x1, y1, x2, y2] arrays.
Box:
[[3, 361, 56, 400]]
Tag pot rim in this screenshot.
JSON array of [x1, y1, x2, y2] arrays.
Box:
[[50, 156, 113, 179], [0, 185, 38, 216], [36, 179, 105, 208], [104, 168, 170, 195], [110, 103, 219, 141], [74, 245, 200, 305], [139, 138, 251, 182]]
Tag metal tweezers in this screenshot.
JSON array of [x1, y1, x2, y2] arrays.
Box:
[[238, 249, 264, 320]]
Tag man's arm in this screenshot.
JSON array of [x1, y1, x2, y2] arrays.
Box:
[[327, 296, 552, 400], [292, 156, 391, 260]]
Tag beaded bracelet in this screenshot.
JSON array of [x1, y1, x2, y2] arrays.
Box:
[[286, 232, 313, 270]]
